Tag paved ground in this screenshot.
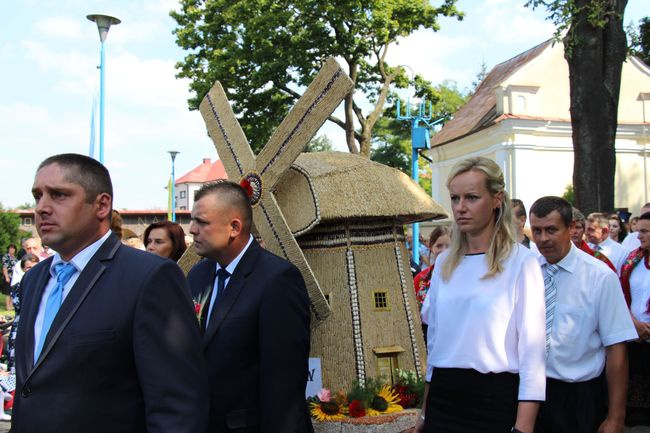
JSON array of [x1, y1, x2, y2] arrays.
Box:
[[0, 420, 647, 432]]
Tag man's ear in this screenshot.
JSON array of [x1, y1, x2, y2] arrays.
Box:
[[96, 193, 112, 221], [230, 218, 243, 238]]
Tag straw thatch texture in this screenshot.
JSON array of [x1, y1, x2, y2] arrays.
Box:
[[304, 220, 426, 392], [198, 59, 355, 322], [274, 152, 447, 235], [177, 243, 203, 276]]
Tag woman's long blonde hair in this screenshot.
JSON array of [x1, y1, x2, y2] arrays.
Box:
[[441, 157, 517, 281]]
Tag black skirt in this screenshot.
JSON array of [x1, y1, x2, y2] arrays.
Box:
[[425, 368, 519, 433], [628, 341, 650, 408]]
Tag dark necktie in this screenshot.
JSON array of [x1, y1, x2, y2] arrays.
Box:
[[201, 267, 231, 332]]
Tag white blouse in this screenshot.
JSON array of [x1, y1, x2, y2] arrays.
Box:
[[425, 244, 546, 401], [630, 261, 650, 323]]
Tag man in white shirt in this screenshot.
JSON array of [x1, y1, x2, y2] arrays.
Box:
[[530, 196, 637, 433], [621, 203, 650, 254], [586, 212, 627, 272], [10, 237, 49, 287], [512, 199, 534, 249]]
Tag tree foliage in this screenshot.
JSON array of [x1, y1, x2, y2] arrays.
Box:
[[305, 135, 334, 153], [0, 204, 21, 257], [526, 0, 628, 214], [171, 0, 462, 156], [469, 60, 488, 95], [371, 79, 466, 194], [628, 17, 650, 65]]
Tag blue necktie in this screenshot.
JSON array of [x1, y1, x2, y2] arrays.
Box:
[[543, 263, 559, 356], [34, 262, 76, 362], [204, 268, 231, 331]]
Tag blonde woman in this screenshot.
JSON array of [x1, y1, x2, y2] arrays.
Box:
[[415, 157, 546, 433]]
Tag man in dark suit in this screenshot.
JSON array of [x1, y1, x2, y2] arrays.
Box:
[[12, 153, 208, 433], [187, 181, 313, 433]]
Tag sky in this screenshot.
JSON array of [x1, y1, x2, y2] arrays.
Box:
[[0, 0, 647, 210]]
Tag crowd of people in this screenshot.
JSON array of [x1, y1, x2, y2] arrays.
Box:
[[0, 152, 648, 433], [410, 157, 650, 433]]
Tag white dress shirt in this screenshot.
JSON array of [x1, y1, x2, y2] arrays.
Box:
[[590, 237, 626, 273], [630, 261, 650, 324], [621, 233, 641, 255], [539, 244, 637, 382], [425, 244, 546, 401], [10, 261, 24, 286], [205, 235, 253, 327], [33, 230, 111, 348]]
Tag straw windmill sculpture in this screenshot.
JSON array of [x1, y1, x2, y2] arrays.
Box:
[[192, 58, 447, 391], [198, 58, 353, 322]]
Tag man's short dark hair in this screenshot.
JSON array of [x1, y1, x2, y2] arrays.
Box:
[[511, 198, 526, 219], [640, 212, 650, 221], [38, 153, 113, 203], [194, 181, 253, 232], [530, 196, 573, 228]]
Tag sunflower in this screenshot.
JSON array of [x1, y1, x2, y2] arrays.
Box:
[[366, 385, 404, 416], [310, 401, 346, 421]]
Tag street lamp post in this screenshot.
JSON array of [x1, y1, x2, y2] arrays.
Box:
[[168, 151, 180, 222], [396, 97, 444, 266], [87, 14, 121, 164]]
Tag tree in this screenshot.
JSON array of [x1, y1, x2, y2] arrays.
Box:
[[305, 135, 334, 153], [469, 60, 488, 95], [0, 204, 21, 257], [16, 202, 34, 210], [526, 0, 628, 214], [371, 79, 467, 193], [628, 17, 650, 65], [171, 0, 463, 156]]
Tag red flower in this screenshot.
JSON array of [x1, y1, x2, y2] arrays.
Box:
[[194, 302, 201, 315], [348, 400, 366, 418], [239, 178, 253, 198], [393, 384, 418, 408]]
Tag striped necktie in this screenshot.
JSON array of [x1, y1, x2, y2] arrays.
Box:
[[543, 263, 560, 356]]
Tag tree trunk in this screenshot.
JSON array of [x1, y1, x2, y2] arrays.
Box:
[[344, 94, 360, 154], [567, 0, 627, 214], [359, 131, 372, 157]]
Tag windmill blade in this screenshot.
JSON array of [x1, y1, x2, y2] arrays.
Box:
[[199, 81, 256, 177], [256, 58, 354, 189], [253, 192, 331, 321]]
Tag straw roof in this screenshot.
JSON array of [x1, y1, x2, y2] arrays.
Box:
[[274, 151, 447, 236]]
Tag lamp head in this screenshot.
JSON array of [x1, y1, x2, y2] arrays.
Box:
[[87, 14, 121, 43], [168, 151, 180, 162]]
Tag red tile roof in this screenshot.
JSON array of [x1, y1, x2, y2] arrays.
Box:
[[175, 158, 228, 185], [430, 39, 552, 148]]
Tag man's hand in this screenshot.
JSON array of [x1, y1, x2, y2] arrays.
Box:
[[632, 318, 650, 340], [597, 417, 625, 433]]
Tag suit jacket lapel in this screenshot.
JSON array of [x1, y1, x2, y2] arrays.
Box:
[[203, 241, 261, 345], [29, 234, 121, 375], [19, 258, 53, 377]]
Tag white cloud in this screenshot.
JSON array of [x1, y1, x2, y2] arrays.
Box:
[[107, 52, 190, 109], [33, 16, 84, 39], [477, 1, 554, 44], [21, 41, 95, 78]]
